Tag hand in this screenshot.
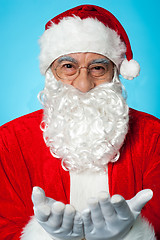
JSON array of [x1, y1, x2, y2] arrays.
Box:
[[32, 187, 84, 240], [82, 189, 153, 240]]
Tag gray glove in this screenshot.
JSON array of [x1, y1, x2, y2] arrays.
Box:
[[32, 187, 84, 240], [82, 189, 153, 240]]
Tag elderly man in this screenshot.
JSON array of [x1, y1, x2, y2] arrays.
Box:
[[0, 5, 160, 240]]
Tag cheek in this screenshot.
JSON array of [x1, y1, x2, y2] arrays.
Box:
[[94, 74, 113, 86], [106, 72, 113, 82], [95, 65, 114, 86], [59, 79, 73, 85]]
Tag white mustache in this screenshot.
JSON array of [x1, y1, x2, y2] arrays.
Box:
[[39, 69, 129, 173]]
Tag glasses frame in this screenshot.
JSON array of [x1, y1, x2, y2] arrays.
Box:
[[53, 58, 111, 81]]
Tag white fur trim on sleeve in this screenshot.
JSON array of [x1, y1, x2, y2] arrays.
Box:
[[20, 215, 156, 240], [123, 216, 156, 240], [20, 216, 53, 240]]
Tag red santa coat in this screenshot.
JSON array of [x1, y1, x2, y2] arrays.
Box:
[[0, 108, 160, 239]]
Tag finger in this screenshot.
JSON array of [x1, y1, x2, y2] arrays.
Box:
[[82, 209, 93, 233], [111, 194, 133, 220], [34, 204, 51, 222], [32, 187, 46, 206], [61, 204, 76, 232], [48, 201, 65, 229], [87, 197, 105, 229], [127, 189, 153, 218], [98, 192, 116, 220], [73, 212, 83, 235]]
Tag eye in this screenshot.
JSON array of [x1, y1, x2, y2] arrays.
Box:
[[93, 66, 105, 70], [63, 63, 74, 69], [89, 64, 107, 77], [58, 61, 77, 76]]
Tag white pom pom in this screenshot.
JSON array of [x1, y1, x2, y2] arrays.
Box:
[[120, 59, 140, 80]]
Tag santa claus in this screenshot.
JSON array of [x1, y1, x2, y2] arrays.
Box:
[[0, 4, 160, 240]]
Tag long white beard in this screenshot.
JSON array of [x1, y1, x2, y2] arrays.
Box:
[[39, 69, 129, 173]]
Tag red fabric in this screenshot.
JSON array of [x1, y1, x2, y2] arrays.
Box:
[[45, 5, 133, 61], [108, 109, 160, 239], [0, 110, 70, 239], [0, 108, 160, 239]]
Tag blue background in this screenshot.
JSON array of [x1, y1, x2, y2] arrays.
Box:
[[0, 0, 160, 126]]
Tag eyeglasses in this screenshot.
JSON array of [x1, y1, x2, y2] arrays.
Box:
[[53, 58, 110, 81]]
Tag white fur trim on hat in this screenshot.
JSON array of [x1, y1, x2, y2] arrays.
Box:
[[39, 16, 126, 75], [120, 59, 140, 80]]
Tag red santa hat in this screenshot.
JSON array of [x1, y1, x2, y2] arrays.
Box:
[[39, 5, 140, 80]]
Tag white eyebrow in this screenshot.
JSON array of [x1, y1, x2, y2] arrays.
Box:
[[57, 56, 110, 66], [90, 58, 110, 65], [57, 56, 77, 63]]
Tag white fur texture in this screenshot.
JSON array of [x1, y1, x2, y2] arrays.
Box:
[[120, 59, 140, 80], [70, 171, 156, 239], [39, 16, 126, 74], [70, 170, 109, 212], [20, 216, 53, 240], [20, 215, 155, 240], [123, 216, 156, 240], [39, 69, 129, 172]]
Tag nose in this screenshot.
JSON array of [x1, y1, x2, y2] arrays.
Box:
[[72, 68, 95, 93]]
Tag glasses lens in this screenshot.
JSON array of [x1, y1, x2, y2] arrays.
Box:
[[55, 61, 78, 79], [89, 63, 108, 77]]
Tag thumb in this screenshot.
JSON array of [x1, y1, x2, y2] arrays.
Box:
[[127, 189, 153, 219], [32, 186, 46, 206]]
